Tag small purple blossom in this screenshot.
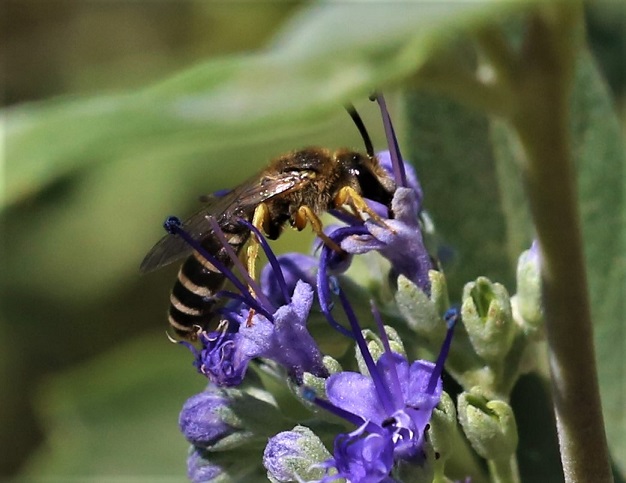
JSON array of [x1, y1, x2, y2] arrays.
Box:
[[186, 330, 250, 386], [377, 150, 423, 207], [321, 423, 395, 483], [305, 284, 458, 482], [184, 280, 326, 386], [261, 253, 318, 307], [340, 187, 433, 294], [236, 280, 327, 383]]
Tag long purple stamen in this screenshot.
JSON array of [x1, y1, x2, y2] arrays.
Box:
[[338, 289, 396, 416], [238, 218, 290, 305], [373, 93, 407, 188], [370, 301, 404, 402], [163, 216, 263, 313], [206, 216, 274, 312], [215, 290, 273, 321], [317, 225, 371, 338], [427, 307, 459, 394]]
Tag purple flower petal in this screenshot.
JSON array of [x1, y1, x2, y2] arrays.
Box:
[[238, 281, 327, 381], [377, 150, 423, 206], [326, 372, 387, 424], [330, 423, 396, 483], [340, 187, 433, 294], [261, 253, 318, 307]]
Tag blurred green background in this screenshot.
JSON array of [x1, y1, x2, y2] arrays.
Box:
[[2, 2, 624, 481]]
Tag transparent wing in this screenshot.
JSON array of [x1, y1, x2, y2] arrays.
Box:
[[139, 171, 306, 272]]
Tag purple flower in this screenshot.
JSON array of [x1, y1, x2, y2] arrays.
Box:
[[236, 280, 327, 383], [184, 280, 326, 386], [189, 330, 251, 386], [261, 253, 318, 307], [305, 286, 459, 481], [340, 187, 433, 294], [179, 389, 239, 447], [377, 150, 423, 207], [322, 423, 395, 483]]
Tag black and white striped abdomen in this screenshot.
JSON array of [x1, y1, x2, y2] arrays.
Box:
[[168, 227, 250, 339]]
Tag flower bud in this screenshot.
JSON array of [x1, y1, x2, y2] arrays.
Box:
[[179, 390, 246, 450], [461, 277, 517, 363], [515, 241, 544, 330], [457, 390, 518, 461], [429, 269, 450, 317], [187, 448, 225, 483], [263, 426, 331, 482], [355, 327, 405, 375], [180, 385, 289, 451], [428, 391, 458, 462], [295, 356, 339, 404], [395, 274, 447, 343]]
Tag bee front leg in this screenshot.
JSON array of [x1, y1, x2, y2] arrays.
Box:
[[294, 205, 343, 253], [334, 186, 394, 232]]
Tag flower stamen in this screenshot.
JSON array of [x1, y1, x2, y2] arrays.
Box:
[[372, 93, 407, 188]]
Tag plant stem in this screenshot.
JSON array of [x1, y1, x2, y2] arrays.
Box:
[[508, 5, 612, 482], [487, 455, 520, 483]]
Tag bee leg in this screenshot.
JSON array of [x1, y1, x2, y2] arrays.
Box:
[[334, 186, 395, 232], [294, 205, 344, 253], [247, 202, 271, 280], [245, 203, 271, 325]]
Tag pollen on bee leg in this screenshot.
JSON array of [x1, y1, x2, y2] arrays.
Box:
[[335, 186, 396, 234], [295, 205, 344, 253]]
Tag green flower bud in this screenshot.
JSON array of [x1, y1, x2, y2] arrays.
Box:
[[264, 426, 331, 482], [458, 389, 518, 461], [395, 274, 447, 342], [429, 269, 450, 316], [515, 242, 544, 330], [462, 277, 517, 363], [298, 356, 342, 404], [429, 391, 458, 462], [355, 327, 405, 375]]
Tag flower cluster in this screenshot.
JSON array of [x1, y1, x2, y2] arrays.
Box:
[[158, 94, 538, 482]]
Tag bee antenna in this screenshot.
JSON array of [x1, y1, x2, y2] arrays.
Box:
[[345, 104, 374, 157]]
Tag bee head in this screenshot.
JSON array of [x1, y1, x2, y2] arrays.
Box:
[[337, 151, 397, 208]]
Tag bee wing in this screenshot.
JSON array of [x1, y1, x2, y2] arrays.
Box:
[[139, 172, 306, 273]]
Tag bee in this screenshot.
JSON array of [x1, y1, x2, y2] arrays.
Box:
[[140, 110, 397, 340]]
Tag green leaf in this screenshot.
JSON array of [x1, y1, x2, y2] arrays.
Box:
[[404, 90, 515, 296], [4, 1, 529, 209]]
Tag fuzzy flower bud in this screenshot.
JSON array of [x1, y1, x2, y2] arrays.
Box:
[[186, 448, 225, 483], [179, 390, 246, 450], [428, 391, 458, 463], [458, 389, 518, 461], [515, 241, 543, 330], [461, 277, 517, 363], [263, 426, 332, 482]]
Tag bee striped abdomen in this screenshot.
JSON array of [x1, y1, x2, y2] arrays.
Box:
[[168, 226, 250, 339]]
